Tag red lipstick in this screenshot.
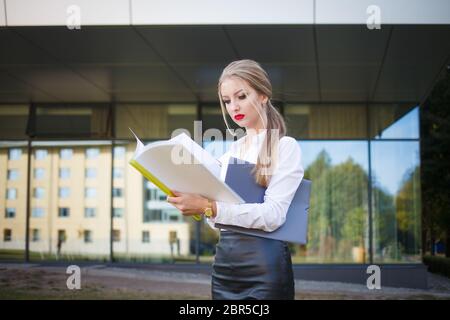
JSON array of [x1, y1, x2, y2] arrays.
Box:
[[234, 114, 245, 121]]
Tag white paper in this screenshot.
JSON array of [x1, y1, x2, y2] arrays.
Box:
[[130, 130, 244, 204]]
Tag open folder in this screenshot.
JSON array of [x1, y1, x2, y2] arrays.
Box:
[[215, 157, 311, 244]]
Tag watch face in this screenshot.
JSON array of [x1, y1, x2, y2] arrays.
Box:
[[204, 208, 213, 217]]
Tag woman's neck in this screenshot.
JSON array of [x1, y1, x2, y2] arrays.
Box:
[[245, 127, 266, 138]]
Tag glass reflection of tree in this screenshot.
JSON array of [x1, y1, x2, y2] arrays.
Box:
[[395, 166, 421, 260], [372, 165, 421, 262], [372, 185, 396, 260], [199, 149, 420, 263], [304, 150, 369, 263]]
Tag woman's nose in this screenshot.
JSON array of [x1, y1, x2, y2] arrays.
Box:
[[230, 100, 240, 111]]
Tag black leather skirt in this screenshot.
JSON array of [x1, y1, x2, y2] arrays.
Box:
[[212, 230, 295, 300]]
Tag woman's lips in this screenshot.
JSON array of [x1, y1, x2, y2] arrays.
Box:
[[234, 114, 245, 121]]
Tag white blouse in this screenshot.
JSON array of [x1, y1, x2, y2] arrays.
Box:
[[207, 130, 304, 232]]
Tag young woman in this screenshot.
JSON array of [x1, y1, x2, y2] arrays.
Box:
[[167, 59, 304, 300]]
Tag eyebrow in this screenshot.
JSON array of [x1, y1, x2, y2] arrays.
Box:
[[221, 89, 244, 100]]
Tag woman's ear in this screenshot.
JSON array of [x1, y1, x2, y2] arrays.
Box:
[[260, 94, 268, 105]]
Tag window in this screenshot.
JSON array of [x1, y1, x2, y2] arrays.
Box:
[[371, 141, 421, 263], [84, 230, 93, 243], [7, 188, 17, 200], [145, 189, 154, 201], [7, 169, 19, 181], [370, 104, 419, 139], [34, 187, 45, 199], [84, 207, 96, 218], [113, 208, 124, 218], [157, 191, 166, 201], [85, 188, 97, 199], [3, 229, 12, 242], [34, 168, 45, 180], [86, 148, 100, 159], [58, 230, 66, 243], [8, 148, 22, 160], [113, 230, 121, 242], [116, 104, 196, 139], [59, 187, 70, 199], [58, 207, 70, 217], [142, 231, 150, 243], [32, 208, 45, 218], [85, 168, 97, 179], [5, 208, 16, 218], [285, 104, 368, 139], [32, 229, 40, 242], [201, 104, 230, 137], [145, 188, 166, 202], [143, 209, 162, 222], [145, 189, 155, 201], [167, 211, 181, 222], [169, 230, 178, 243], [59, 168, 70, 179], [113, 146, 126, 159], [297, 141, 369, 263], [0, 105, 29, 139], [60, 148, 73, 160], [35, 149, 48, 160], [112, 188, 123, 198], [31, 105, 112, 138], [113, 167, 124, 179]]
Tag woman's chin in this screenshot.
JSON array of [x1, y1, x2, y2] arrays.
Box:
[[233, 119, 246, 127], [237, 118, 252, 126]]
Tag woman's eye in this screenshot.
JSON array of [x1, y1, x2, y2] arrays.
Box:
[[224, 100, 230, 104], [238, 95, 246, 100]]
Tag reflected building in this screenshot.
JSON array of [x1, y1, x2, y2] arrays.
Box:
[[0, 143, 189, 259], [0, 101, 425, 263]]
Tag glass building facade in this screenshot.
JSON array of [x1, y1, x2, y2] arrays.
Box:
[[0, 102, 421, 264]]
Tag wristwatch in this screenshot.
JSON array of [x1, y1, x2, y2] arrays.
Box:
[[203, 199, 213, 218]]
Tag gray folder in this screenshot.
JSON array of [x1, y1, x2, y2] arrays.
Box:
[[215, 157, 311, 244]]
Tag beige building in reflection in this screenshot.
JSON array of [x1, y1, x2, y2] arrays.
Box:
[[0, 144, 190, 258]]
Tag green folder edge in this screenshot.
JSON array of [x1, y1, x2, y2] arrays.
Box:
[[129, 159, 202, 221]]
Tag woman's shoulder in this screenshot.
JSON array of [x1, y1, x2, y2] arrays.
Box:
[[278, 135, 301, 158], [280, 135, 297, 143], [277, 136, 302, 170], [279, 135, 299, 149]]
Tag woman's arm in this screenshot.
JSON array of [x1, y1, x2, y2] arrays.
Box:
[[167, 137, 304, 232], [209, 137, 304, 232]]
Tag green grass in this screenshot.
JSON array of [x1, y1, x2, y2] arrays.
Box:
[[0, 249, 215, 264], [0, 249, 110, 262]]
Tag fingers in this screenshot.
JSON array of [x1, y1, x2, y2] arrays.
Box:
[[166, 192, 202, 216], [166, 195, 180, 204]]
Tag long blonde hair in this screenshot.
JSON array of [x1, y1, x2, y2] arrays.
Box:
[[218, 59, 286, 187]]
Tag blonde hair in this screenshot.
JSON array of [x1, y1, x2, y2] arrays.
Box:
[[218, 59, 286, 187]]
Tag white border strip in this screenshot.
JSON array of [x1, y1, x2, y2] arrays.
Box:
[[4, 0, 450, 26]]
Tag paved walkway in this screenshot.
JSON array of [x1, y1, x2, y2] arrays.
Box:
[[1, 263, 449, 299]]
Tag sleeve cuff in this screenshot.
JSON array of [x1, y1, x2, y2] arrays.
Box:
[[213, 201, 236, 224], [211, 201, 228, 225]]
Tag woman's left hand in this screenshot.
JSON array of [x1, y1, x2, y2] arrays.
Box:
[[166, 191, 209, 216]]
